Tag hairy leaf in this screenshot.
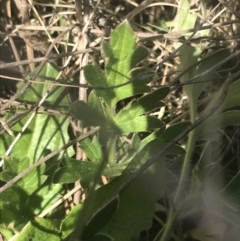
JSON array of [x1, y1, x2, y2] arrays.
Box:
[[80, 136, 103, 163]]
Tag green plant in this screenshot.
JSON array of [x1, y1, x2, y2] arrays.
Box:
[[0, 21, 184, 241], [56, 22, 186, 241], [158, 1, 240, 240], [1, 8, 240, 241]]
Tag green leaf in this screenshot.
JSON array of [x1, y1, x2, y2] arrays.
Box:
[[196, 110, 240, 139], [70, 140, 165, 240], [53, 158, 99, 188], [85, 21, 150, 107], [0, 156, 46, 195], [61, 204, 83, 239], [116, 116, 164, 134], [160, 121, 191, 142], [113, 134, 141, 165], [115, 87, 168, 122], [18, 63, 69, 109], [80, 136, 103, 163], [84, 64, 115, 105], [130, 46, 149, 67], [70, 100, 107, 127], [201, 79, 240, 116], [103, 163, 127, 178], [0, 202, 28, 229], [53, 158, 127, 187], [216, 110, 240, 126], [176, 0, 196, 31], [193, 79, 240, 140], [14, 217, 60, 241], [222, 79, 240, 111], [175, 0, 200, 105], [0, 156, 62, 228], [113, 88, 168, 134], [81, 197, 119, 240], [0, 156, 44, 176], [139, 128, 186, 155], [90, 233, 114, 241], [70, 100, 120, 140], [220, 172, 240, 209], [0, 226, 15, 240], [138, 86, 169, 102], [139, 128, 165, 148], [0, 114, 72, 164], [27, 180, 63, 216], [185, 50, 230, 104], [88, 91, 107, 119], [98, 140, 165, 241], [0, 186, 21, 205]]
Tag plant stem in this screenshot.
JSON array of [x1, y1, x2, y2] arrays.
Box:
[[159, 210, 178, 241], [174, 130, 196, 203], [175, 97, 197, 203], [158, 131, 196, 241], [160, 102, 197, 241], [107, 136, 116, 166]]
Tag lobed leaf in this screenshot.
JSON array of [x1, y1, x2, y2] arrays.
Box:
[[115, 87, 168, 122], [85, 21, 150, 107]]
